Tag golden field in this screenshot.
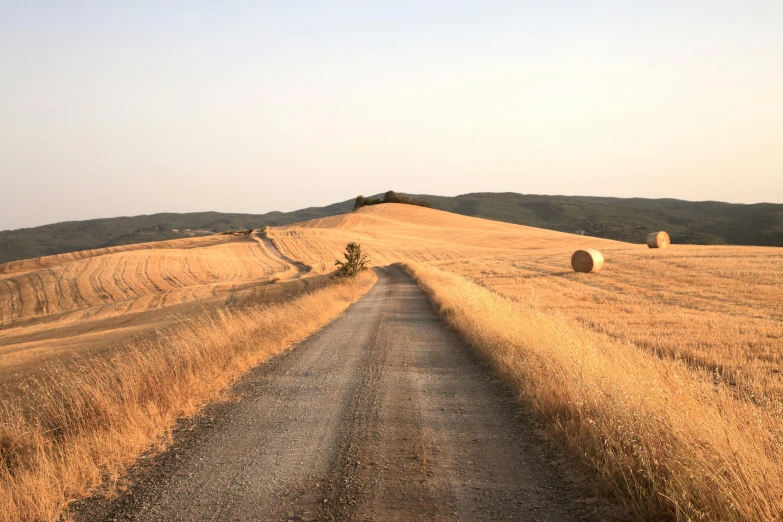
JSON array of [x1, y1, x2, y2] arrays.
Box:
[[405, 262, 783, 521], [268, 202, 623, 270], [0, 232, 301, 384], [0, 229, 375, 520], [275, 205, 782, 407], [2, 203, 610, 389], [274, 204, 783, 520], [433, 246, 783, 404], [3, 204, 595, 385], [1, 202, 781, 521], [0, 269, 377, 522]]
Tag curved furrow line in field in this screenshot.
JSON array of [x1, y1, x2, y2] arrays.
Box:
[[244, 241, 277, 274], [192, 253, 211, 284], [0, 236, 238, 278], [51, 266, 68, 316], [78, 257, 99, 311], [99, 255, 123, 304], [69, 254, 94, 312], [159, 253, 186, 291], [0, 279, 23, 324], [180, 250, 204, 286], [116, 253, 141, 302], [182, 255, 197, 289], [133, 255, 154, 298], [176, 254, 197, 289], [93, 256, 112, 306], [55, 263, 77, 314], [31, 272, 49, 317], [1, 233, 305, 329], [141, 256, 164, 295]]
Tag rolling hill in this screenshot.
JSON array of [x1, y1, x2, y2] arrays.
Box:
[[1, 192, 781, 264], [0, 203, 608, 382], [0, 202, 355, 265], [2, 202, 782, 522]]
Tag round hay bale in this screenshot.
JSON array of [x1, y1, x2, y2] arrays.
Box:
[[646, 231, 670, 249], [571, 249, 604, 273]]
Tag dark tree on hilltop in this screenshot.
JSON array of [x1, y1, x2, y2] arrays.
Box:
[[354, 195, 381, 210], [353, 191, 432, 211], [334, 242, 370, 277]]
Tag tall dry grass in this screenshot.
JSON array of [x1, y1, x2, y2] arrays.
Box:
[[404, 262, 783, 521], [434, 247, 783, 405], [0, 270, 376, 522]]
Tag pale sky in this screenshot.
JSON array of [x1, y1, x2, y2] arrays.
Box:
[[1, 1, 782, 231]]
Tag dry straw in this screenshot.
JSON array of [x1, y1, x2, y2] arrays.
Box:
[[646, 231, 670, 249], [571, 248, 604, 273], [404, 262, 783, 521], [0, 271, 377, 522]]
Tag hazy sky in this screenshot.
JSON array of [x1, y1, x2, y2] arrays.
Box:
[[1, 1, 782, 230]]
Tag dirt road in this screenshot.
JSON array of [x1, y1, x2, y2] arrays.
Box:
[[74, 266, 624, 521], [256, 232, 311, 277]]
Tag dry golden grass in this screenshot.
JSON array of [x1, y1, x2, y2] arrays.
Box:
[[276, 204, 783, 407], [0, 232, 300, 383], [0, 270, 376, 522], [404, 262, 783, 521], [267, 204, 783, 520], [2, 202, 781, 521], [432, 246, 783, 406]]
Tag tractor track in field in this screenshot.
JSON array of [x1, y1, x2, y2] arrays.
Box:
[[256, 232, 311, 278]]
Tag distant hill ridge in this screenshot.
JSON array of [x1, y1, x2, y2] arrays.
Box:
[[1, 192, 781, 264]]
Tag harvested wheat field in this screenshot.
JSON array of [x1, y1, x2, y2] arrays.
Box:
[[0, 231, 312, 384], [268, 203, 624, 270], [0, 224, 378, 521], [2, 203, 782, 521], [433, 245, 783, 402], [271, 204, 783, 520], [2, 204, 614, 386]]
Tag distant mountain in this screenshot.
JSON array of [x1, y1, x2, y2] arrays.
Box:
[[1, 193, 780, 264], [0, 201, 355, 265], [414, 193, 783, 247]]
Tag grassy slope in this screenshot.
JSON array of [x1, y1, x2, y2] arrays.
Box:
[[2, 192, 781, 264]]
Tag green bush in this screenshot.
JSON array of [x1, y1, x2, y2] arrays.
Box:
[[334, 242, 369, 277]]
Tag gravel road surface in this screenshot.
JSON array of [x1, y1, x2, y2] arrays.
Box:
[[73, 266, 626, 521]]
